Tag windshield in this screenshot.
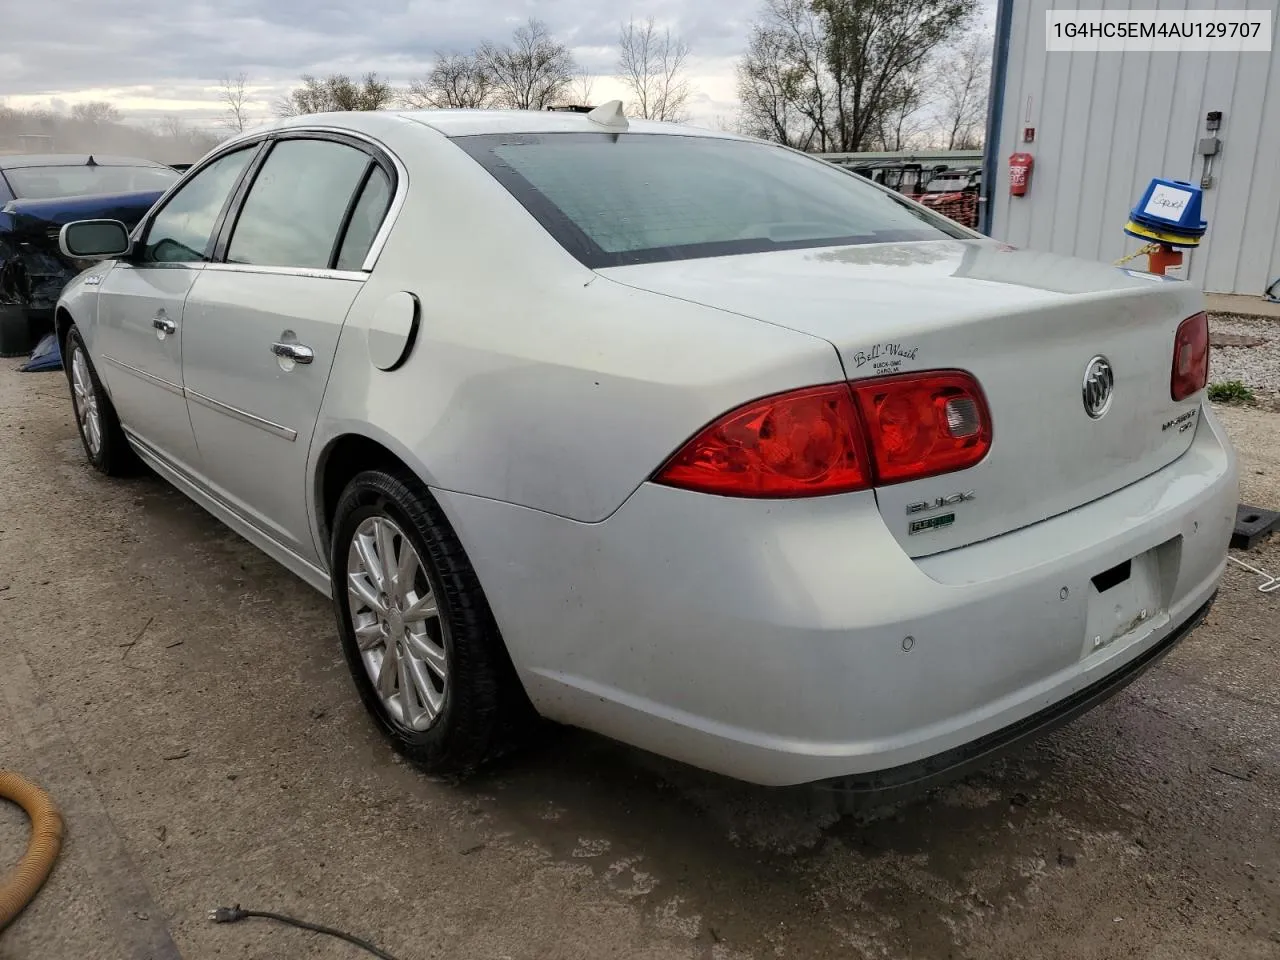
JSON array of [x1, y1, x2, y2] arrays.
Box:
[[5, 163, 179, 200], [454, 133, 971, 268]]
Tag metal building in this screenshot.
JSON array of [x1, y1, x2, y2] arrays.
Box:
[[983, 0, 1280, 297]]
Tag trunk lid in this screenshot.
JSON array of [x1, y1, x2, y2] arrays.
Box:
[[600, 240, 1206, 557]]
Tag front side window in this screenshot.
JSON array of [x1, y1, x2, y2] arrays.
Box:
[[227, 139, 373, 270], [6, 164, 178, 200], [455, 133, 970, 268], [142, 148, 255, 264]]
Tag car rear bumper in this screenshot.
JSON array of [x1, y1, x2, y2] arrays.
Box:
[[815, 591, 1216, 793], [437, 402, 1238, 786]]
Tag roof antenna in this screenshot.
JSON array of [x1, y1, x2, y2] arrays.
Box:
[[86, 155, 98, 166], [586, 100, 628, 131]]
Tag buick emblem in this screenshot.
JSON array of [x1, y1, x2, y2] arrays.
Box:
[[1082, 356, 1114, 419]]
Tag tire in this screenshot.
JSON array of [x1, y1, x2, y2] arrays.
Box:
[[330, 468, 528, 779], [64, 324, 139, 476]]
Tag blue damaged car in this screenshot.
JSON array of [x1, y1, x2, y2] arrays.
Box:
[[0, 154, 179, 355]]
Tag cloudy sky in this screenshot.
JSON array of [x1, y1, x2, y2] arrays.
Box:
[[2, 0, 994, 130], [1, 0, 770, 129]]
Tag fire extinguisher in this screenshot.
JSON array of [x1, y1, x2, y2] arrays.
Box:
[[1009, 152, 1034, 196]]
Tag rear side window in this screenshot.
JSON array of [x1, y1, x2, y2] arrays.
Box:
[[227, 139, 374, 270], [142, 147, 255, 264], [335, 166, 393, 270], [454, 133, 969, 268]]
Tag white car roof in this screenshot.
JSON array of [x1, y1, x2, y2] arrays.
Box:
[[248, 109, 743, 142], [402, 109, 740, 139]]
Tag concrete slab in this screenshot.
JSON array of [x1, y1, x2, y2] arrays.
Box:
[[1206, 292, 1280, 320]]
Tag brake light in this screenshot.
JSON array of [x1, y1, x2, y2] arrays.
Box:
[[850, 371, 992, 484], [654, 370, 991, 497], [1171, 311, 1209, 401], [654, 384, 870, 497]]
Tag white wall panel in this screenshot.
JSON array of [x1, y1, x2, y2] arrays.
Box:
[[990, 0, 1280, 295]]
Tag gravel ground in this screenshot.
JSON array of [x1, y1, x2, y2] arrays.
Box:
[[1, 362, 1279, 960], [1209, 313, 1280, 406]]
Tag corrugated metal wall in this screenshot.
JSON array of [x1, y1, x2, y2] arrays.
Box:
[[988, 0, 1280, 296]]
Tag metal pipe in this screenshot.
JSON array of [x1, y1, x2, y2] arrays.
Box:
[[980, 0, 1016, 236]]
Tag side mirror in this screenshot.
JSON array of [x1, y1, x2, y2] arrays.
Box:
[[59, 220, 132, 260]]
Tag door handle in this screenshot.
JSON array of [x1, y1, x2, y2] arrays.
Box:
[[153, 316, 176, 335], [271, 341, 314, 365]]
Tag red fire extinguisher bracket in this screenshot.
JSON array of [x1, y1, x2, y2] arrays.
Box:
[[1009, 152, 1034, 197]]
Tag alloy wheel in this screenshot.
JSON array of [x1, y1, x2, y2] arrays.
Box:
[[71, 347, 102, 457], [346, 515, 450, 731]]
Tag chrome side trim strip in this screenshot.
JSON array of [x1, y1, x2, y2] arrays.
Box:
[[103, 355, 296, 442], [102, 354, 184, 396], [185, 389, 298, 442]]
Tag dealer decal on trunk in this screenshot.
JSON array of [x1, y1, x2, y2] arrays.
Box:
[[850, 342, 920, 375]]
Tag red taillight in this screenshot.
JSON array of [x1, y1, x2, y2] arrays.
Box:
[[850, 371, 992, 484], [1171, 311, 1209, 401], [654, 384, 871, 497], [654, 370, 992, 498]]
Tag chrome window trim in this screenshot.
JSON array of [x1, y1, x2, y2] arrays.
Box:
[[129, 124, 406, 273], [112, 261, 205, 273], [284, 125, 406, 272], [203, 262, 368, 282], [186, 388, 298, 442], [102, 355, 184, 396], [127, 141, 263, 246]]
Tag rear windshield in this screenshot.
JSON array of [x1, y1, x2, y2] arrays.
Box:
[[5, 164, 179, 200], [454, 132, 970, 268]]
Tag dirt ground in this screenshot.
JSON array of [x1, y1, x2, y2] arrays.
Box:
[[2, 360, 1279, 960]]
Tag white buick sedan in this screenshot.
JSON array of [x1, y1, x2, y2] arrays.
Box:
[[55, 105, 1237, 789]]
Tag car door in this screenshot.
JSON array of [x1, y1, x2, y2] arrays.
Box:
[[181, 134, 396, 565], [93, 145, 259, 472]]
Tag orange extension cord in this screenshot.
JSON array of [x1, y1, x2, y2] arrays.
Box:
[[0, 771, 63, 931]]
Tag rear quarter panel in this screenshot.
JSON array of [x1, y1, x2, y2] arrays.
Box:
[[311, 125, 844, 527]]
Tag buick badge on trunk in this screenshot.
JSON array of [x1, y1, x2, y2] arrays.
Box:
[[906, 491, 976, 515]]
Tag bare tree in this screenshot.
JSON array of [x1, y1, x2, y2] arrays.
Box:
[[569, 69, 596, 107], [736, 0, 833, 150], [0, 102, 220, 161], [220, 72, 251, 132], [402, 54, 494, 109], [277, 73, 395, 116], [738, 0, 977, 152], [69, 101, 123, 124], [478, 19, 576, 110], [871, 72, 930, 150], [155, 114, 189, 139], [616, 17, 695, 121], [935, 29, 991, 149]]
